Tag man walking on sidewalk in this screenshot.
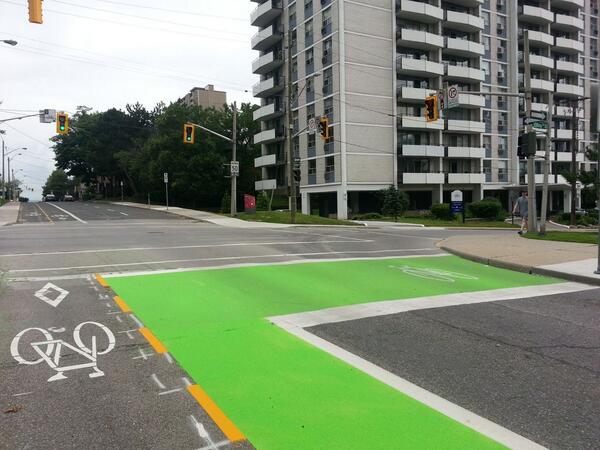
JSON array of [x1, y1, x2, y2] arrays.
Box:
[[513, 191, 528, 235]]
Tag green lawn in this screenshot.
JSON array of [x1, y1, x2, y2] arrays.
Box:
[[523, 231, 599, 244], [236, 211, 360, 226], [108, 255, 558, 450]]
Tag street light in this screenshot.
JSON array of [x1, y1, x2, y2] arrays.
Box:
[[1, 40, 17, 46]]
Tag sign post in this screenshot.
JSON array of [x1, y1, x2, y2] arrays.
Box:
[[446, 85, 459, 110], [451, 189, 465, 223], [163, 172, 169, 210]]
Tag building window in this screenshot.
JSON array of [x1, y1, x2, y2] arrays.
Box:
[[308, 159, 317, 175], [305, 48, 314, 74], [305, 19, 313, 46], [304, 0, 313, 19], [322, 38, 333, 66], [325, 156, 335, 173], [322, 67, 333, 95], [322, 7, 332, 36], [289, 3, 296, 28], [324, 97, 334, 121], [308, 133, 316, 150], [307, 104, 315, 122]]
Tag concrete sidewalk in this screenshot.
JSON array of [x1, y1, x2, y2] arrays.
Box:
[[111, 202, 292, 228], [439, 233, 600, 286], [0, 202, 20, 226]]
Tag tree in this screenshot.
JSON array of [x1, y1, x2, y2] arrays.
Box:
[[42, 169, 73, 198], [561, 144, 599, 210], [381, 186, 409, 221]]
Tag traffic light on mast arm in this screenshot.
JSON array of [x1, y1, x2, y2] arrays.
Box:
[[28, 0, 43, 24], [318, 116, 329, 141], [56, 112, 69, 135], [424, 95, 439, 122], [183, 123, 195, 144]]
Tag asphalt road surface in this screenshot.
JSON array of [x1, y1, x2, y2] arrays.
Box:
[[1, 201, 597, 449]]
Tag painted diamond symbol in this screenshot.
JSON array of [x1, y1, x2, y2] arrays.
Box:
[[34, 283, 70, 308]]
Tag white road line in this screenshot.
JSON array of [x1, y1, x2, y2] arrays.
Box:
[[269, 282, 595, 329], [197, 440, 230, 450], [102, 252, 445, 278], [13, 391, 34, 397], [130, 314, 143, 328], [151, 373, 166, 390], [45, 202, 87, 224], [119, 212, 128, 216], [181, 377, 192, 387], [190, 415, 218, 450], [115, 316, 123, 323], [107, 209, 115, 212], [9, 248, 441, 274], [0, 239, 372, 258], [164, 353, 174, 364], [118, 329, 137, 339], [268, 282, 595, 450], [133, 348, 153, 360], [158, 388, 182, 396]]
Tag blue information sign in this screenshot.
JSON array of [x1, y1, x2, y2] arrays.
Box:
[[451, 201, 464, 213]]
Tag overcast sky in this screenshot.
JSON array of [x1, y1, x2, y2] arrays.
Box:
[[0, 0, 257, 200]]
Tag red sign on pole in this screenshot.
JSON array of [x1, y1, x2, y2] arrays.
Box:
[[244, 194, 256, 213]]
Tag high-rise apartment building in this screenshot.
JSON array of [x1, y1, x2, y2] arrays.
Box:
[[251, 0, 599, 219], [181, 85, 227, 110]]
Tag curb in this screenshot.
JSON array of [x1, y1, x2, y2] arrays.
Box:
[[439, 244, 600, 287]]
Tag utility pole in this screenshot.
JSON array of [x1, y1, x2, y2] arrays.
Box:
[[523, 31, 537, 232], [1, 139, 4, 200], [285, 29, 297, 224], [231, 102, 238, 217], [596, 130, 600, 274], [570, 100, 579, 226], [539, 90, 553, 235]]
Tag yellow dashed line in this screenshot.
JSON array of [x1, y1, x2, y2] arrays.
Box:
[[113, 295, 131, 313], [139, 327, 168, 354], [95, 274, 110, 288], [187, 384, 246, 442]]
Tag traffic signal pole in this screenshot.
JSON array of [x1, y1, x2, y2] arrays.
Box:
[[539, 90, 553, 235], [523, 31, 537, 232], [286, 29, 297, 224]]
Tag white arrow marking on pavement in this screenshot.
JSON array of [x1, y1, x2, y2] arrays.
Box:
[[34, 283, 70, 308]]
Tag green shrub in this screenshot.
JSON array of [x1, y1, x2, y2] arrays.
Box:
[[468, 198, 503, 220], [220, 192, 231, 214], [352, 213, 383, 220], [380, 186, 409, 220], [256, 192, 269, 211], [430, 203, 453, 220]]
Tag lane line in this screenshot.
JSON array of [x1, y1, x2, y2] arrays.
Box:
[[197, 439, 230, 450], [151, 373, 166, 390], [269, 282, 595, 328], [273, 323, 546, 450], [45, 202, 88, 223], [158, 388, 182, 396], [95, 274, 110, 288], [113, 295, 132, 313], [139, 327, 168, 353], [102, 253, 447, 278], [187, 385, 246, 443], [119, 212, 128, 216], [13, 391, 34, 397], [34, 203, 54, 224], [8, 248, 441, 274], [0, 239, 373, 258]]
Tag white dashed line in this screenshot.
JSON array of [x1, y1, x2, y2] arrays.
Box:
[[13, 391, 34, 397], [158, 388, 182, 396], [151, 373, 166, 390]]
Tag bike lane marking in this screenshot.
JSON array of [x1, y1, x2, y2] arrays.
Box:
[[104, 255, 564, 450]]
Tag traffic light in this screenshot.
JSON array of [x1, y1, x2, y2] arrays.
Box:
[[56, 112, 69, 135], [28, 0, 43, 24], [183, 123, 195, 144], [424, 95, 439, 122], [318, 116, 329, 141], [517, 131, 537, 158]]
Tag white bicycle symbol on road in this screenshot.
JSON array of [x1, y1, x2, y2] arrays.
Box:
[[389, 265, 479, 283], [10, 322, 116, 382]]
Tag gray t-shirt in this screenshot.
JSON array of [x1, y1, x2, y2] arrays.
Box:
[[516, 196, 528, 216]]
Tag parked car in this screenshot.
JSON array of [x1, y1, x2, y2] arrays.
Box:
[[18, 197, 29, 202], [44, 194, 56, 202], [63, 194, 74, 202]]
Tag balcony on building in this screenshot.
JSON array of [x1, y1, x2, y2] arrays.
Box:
[[396, 0, 443, 23], [553, 14, 584, 32], [554, 129, 584, 140], [554, 105, 584, 118], [253, 128, 284, 145], [401, 173, 444, 184], [457, 93, 485, 108], [251, 24, 283, 50], [253, 102, 284, 121], [554, 37, 584, 53], [525, 174, 568, 184], [555, 151, 584, 162], [520, 29, 554, 47], [447, 173, 485, 184], [530, 78, 555, 93], [255, 179, 278, 191], [555, 82, 584, 98], [400, 115, 444, 130], [531, 102, 549, 112], [397, 86, 433, 102], [252, 51, 284, 75], [397, 57, 444, 77], [444, 37, 484, 57], [254, 153, 278, 168], [446, 119, 486, 133], [447, 147, 485, 158], [253, 77, 284, 97], [519, 5, 554, 23], [397, 28, 444, 50], [250, 0, 282, 27], [444, 10, 484, 32], [401, 145, 444, 157], [526, 54, 554, 70], [551, 0, 584, 9], [445, 64, 485, 82], [555, 60, 584, 75]]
